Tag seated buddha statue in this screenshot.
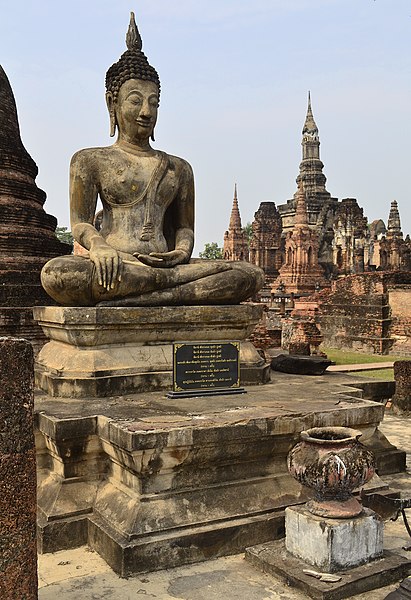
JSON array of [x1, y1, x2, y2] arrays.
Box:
[[41, 13, 264, 307]]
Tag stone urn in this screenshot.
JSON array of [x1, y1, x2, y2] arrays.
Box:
[[287, 426, 375, 518]]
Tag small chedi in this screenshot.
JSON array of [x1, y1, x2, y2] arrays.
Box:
[[41, 15, 263, 307], [35, 13, 265, 398]]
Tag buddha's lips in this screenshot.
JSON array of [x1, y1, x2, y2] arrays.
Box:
[[136, 120, 152, 127]]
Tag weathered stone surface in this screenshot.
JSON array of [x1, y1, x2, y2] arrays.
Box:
[[285, 505, 383, 572], [246, 540, 411, 600], [392, 360, 411, 414], [288, 341, 311, 356], [271, 354, 331, 375], [0, 337, 34, 453], [35, 374, 398, 575], [34, 305, 268, 396], [0, 338, 37, 599]]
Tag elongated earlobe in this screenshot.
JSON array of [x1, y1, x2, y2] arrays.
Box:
[[106, 91, 117, 138], [151, 128, 155, 142], [109, 112, 116, 137]]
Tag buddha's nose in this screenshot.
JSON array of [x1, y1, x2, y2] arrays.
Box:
[[140, 102, 151, 118]]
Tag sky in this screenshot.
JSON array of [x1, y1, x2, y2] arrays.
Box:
[[0, 0, 410, 255]]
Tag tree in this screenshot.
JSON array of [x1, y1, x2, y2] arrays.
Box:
[[55, 226, 74, 245], [199, 242, 223, 259], [242, 222, 253, 247]]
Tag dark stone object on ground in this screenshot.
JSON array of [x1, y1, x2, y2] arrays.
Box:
[[392, 361, 411, 415], [0, 337, 38, 599], [384, 576, 411, 599], [271, 353, 331, 375]]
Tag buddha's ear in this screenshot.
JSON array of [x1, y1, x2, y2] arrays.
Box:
[[105, 92, 117, 138]]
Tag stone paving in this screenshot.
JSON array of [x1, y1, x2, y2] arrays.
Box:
[[37, 408, 411, 600]]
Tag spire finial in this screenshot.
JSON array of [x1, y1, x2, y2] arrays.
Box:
[[126, 11, 143, 51], [229, 185, 242, 231], [306, 90, 314, 118], [302, 91, 318, 138]]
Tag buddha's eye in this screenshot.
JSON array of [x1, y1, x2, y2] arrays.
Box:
[[128, 96, 142, 105]]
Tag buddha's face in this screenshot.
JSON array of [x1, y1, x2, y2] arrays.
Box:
[[109, 79, 159, 144]]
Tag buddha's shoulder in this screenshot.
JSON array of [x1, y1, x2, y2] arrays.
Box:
[[164, 152, 193, 177], [70, 146, 114, 164]]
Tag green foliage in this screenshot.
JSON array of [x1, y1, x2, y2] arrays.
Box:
[[242, 222, 253, 246], [55, 226, 74, 245], [199, 242, 223, 260]]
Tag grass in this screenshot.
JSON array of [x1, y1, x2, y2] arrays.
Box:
[[354, 369, 395, 381], [321, 347, 403, 365], [321, 347, 406, 381]]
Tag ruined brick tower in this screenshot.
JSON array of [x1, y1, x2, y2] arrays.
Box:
[[223, 184, 249, 261], [273, 183, 327, 295], [0, 66, 71, 348], [373, 200, 407, 271], [278, 93, 338, 274], [332, 198, 369, 275], [249, 202, 282, 282]]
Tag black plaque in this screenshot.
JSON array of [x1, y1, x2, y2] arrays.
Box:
[[167, 341, 245, 398]]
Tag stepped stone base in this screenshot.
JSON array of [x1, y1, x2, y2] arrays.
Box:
[[33, 305, 269, 397], [34, 374, 403, 576], [246, 540, 411, 600]]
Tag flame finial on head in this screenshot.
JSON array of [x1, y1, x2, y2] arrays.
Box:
[[126, 11, 142, 51], [105, 11, 160, 101]]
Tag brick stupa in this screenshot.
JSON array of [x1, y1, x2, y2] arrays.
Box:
[[0, 66, 70, 347]]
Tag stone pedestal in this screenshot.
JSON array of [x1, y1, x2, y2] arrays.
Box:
[[285, 505, 383, 572], [33, 305, 270, 397], [392, 360, 411, 415], [246, 540, 411, 600], [34, 371, 405, 578], [0, 338, 38, 599]]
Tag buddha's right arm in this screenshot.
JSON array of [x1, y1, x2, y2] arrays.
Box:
[[70, 150, 104, 249], [70, 150, 121, 290]]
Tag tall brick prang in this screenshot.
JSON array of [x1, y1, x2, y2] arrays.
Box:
[[0, 337, 37, 599]]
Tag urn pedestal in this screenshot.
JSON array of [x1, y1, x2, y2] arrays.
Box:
[[285, 426, 382, 572]]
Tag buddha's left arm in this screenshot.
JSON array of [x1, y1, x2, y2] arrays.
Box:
[[137, 160, 194, 268], [173, 160, 195, 259]]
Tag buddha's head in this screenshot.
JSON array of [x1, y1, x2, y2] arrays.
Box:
[[105, 12, 160, 142]]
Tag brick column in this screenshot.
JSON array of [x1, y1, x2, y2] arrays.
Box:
[[0, 338, 37, 599], [392, 360, 411, 415]]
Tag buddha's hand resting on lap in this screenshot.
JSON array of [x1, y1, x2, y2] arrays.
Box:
[[135, 249, 189, 268], [89, 236, 122, 290]]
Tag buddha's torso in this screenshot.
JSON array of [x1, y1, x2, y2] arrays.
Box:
[[82, 146, 185, 255]]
